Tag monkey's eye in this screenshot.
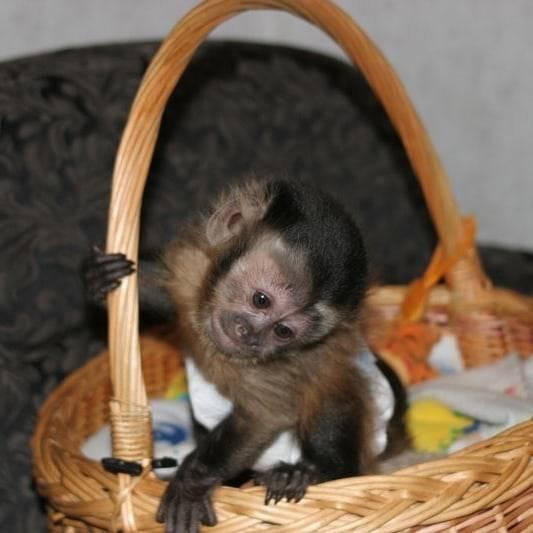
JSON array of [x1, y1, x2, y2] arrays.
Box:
[[274, 323, 294, 340], [252, 291, 271, 309]]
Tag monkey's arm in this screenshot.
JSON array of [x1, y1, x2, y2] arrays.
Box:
[[83, 248, 175, 318], [157, 409, 277, 533]]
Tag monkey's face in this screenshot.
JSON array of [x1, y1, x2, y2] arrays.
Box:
[[204, 235, 337, 361], [190, 178, 367, 362]]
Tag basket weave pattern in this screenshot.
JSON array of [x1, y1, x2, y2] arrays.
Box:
[[32, 0, 533, 531], [34, 330, 533, 531]]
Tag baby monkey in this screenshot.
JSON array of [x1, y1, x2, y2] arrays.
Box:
[[85, 178, 406, 533]]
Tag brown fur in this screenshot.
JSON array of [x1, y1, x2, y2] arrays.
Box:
[[163, 187, 376, 475]]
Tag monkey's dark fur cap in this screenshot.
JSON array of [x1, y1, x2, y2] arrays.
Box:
[[263, 180, 368, 312]]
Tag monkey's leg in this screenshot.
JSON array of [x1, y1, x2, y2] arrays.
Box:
[[257, 401, 370, 505]]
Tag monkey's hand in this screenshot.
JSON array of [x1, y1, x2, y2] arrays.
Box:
[[255, 461, 318, 505], [156, 455, 217, 533], [82, 246, 135, 302]]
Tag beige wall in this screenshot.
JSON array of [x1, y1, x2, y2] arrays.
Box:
[[2, 0, 532, 248]]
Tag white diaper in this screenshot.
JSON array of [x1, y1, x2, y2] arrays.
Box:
[[185, 345, 395, 471]]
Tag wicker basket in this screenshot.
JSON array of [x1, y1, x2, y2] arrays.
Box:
[[32, 0, 533, 531]]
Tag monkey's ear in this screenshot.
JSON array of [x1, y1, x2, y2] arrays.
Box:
[[205, 201, 246, 245], [205, 181, 270, 245]]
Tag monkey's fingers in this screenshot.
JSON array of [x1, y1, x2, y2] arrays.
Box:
[[175, 500, 196, 533], [157, 494, 191, 533], [156, 479, 177, 527], [283, 468, 303, 503], [259, 467, 291, 505], [155, 487, 172, 526], [94, 281, 121, 301], [259, 462, 317, 505], [269, 472, 290, 505], [293, 467, 316, 503], [83, 254, 135, 301], [199, 495, 217, 527], [155, 502, 166, 525], [85, 275, 129, 301], [85, 247, 134, 274], [90, 249, 130, 263], [157, 481, 216, 532], [178, 498, 213, 533], [84, 260, 135, 284], [85, 254, 135, 276]]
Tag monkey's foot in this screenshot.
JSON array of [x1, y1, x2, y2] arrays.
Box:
[[83, 246, 135, 301], [156, 475, 217, 533], [255, 462, 318, 505]]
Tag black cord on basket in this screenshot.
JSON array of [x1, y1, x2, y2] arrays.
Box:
[[101, 457, 178, 476]]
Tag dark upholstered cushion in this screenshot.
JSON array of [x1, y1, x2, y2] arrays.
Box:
[[0, 41, 531, 532]]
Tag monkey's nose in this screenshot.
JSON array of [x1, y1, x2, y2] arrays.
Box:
[[234, 317, 259, 347], [235, 323, 248, 338]]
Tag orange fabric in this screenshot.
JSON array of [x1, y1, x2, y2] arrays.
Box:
[[400, 217, 476, 324], [377, 323, 440, 385], [375, 217, 476, 385]]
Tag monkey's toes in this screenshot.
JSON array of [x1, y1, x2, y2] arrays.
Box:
[[257, 462, 317, 505]]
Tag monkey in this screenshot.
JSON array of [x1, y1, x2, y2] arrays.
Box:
[[84, 178, 407, 533]]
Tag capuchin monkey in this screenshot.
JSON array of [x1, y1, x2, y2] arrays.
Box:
[[84, 178, 407, 533]]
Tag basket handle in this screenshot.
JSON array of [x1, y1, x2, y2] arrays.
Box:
[[105, 0, 488, 459]]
